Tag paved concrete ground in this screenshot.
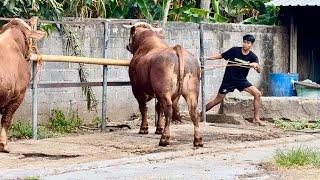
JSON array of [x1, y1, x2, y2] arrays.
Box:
[[1, 133, 319, 180]]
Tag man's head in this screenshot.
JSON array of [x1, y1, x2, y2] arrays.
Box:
[[242, 34, 255, 51]]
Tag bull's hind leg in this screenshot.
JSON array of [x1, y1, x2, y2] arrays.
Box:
[[159, 94, 173, 146], [155, 97, 180, 134], [155, 101, 164, 134], [172, 97, 182, 124], [0, 95, 24, 153], [184, 93, 203, 147]]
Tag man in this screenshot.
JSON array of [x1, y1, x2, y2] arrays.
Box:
[[205, 34, 265, 126]]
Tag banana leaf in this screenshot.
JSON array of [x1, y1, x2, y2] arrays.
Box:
[[136, 0, 153, 20], [213, 13, 228, 22]]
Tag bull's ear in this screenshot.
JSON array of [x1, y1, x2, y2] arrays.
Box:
[[30, 30, 46, 40], [130, 26, 136, 35], [153, 28, 165, 39], [158, 34, 165, 39]]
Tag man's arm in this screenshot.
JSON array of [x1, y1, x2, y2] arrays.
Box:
[[206, 53, 223, 60], [207, 47, 235, 60], [250, 62, 261, 73]]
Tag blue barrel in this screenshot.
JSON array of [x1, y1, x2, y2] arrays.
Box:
[[268, 73, 299, 96]]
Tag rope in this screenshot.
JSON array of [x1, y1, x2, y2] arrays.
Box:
[[202, 59, 252, 72], [28, 38, 44, 83]]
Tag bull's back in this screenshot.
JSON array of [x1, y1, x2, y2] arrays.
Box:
[[130, 46, 199, 96], [150, 47, 199, 95], [150, 47, 199, 78]]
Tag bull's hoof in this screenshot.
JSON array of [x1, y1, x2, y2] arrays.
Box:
[[172, 115, 182, 124], [193, 137, 203, 147], [155, 128, 163, 134], [172, 117, 182, 124], [0, 142, 9, 153], [138, 127, 149, 134], [159, 136, 170, 146]]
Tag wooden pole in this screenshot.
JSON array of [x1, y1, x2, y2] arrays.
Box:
[[30, 54, 130, 66]]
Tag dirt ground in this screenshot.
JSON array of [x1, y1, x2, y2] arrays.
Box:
[[1, 116, 319, 179], [1, 117, 285, 169]]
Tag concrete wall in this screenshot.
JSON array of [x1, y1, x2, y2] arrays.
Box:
[[13, 19, 289, 123]]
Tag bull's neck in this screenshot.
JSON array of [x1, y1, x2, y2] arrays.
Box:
[[134, 36, 168, 54], [7, 29, 28, 55]]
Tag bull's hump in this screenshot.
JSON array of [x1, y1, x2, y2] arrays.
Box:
[[0, 29, 13, 42], [0, 31, 16, 51]]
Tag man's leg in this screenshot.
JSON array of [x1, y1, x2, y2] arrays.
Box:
[[205, 93, 226, 112], [244, 86, 266, 126]]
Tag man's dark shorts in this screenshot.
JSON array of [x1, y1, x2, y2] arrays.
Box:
[[218, 80, 252, 94]]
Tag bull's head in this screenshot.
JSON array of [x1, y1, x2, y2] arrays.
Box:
[[2, 18, 46, 40], [123, 22, 164, 54], [1, 18, 46, 56]]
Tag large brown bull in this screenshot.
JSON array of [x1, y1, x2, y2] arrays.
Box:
[[0, 19, 45, 152], [125, 22, 203, 147]]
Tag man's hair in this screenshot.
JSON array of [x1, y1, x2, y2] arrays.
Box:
[[243, 34, 255, 43]]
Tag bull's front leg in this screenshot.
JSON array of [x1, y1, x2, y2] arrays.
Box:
[[138, 100, 149, 134], [0, 119, 10, 153], [159, 95, 172, 146], [0, 100, 23, 153]]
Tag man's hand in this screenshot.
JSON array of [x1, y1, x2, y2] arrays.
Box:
[[206, 53, 223, 60], [250, 62, 261, 73]]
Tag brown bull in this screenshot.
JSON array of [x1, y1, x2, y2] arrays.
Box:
[[125, 22, 203, 147], [0, 19, 45, 152]]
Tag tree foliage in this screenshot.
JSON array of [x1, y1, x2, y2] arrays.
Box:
[[0, 0, 279, 25]]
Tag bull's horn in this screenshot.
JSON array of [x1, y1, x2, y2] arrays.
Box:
[[13, 18, 32, 31], [153, 27, 163, 32], [123, 24, 133, 28], [133, 22, 153, 29]]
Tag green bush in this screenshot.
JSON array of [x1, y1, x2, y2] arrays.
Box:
[[10, 121, 33, 139], [92, 116, 102, 128], [47, 109, 83, 133], [10, 121, 58, 139], [9, 109, 84, 139]]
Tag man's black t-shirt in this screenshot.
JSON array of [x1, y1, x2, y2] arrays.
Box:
[[221, 47, 258, 82]]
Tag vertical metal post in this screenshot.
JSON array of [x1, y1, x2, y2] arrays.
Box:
[[32, 63, 38, 139], [290, 15, 297, 73], [199, 22, 206, 123], [101, 65, 108, 132], [31, 17, 39, 139], [101, 20, 108, 132]]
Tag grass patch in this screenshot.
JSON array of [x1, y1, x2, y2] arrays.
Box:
[[92, 116, 102, 128], [274, 146, 320, 168], [9, 109, 84, 140], [23, 176, 39, 180], [273, 118, 320, 131], [274, 119, 308, 130]]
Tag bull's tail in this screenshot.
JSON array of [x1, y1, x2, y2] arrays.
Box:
[[173, 45, 184, 94]]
